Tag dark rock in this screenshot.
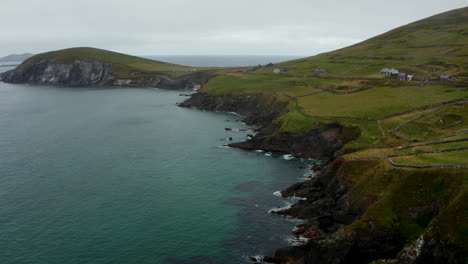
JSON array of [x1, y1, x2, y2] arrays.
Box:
[[1, 57, 214, 89], [229, 123, 344, 160], [178, 93, 287, 126], [178, 92, 404, 264], [311, 164, 322, 171], [262, 256, 278, 263], [292, 226, 306, 235]]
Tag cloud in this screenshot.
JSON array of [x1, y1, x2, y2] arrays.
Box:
[[0, 0, 466, 56]]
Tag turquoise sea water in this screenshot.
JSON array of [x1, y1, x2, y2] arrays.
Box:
[[0, 81, 310, 263]]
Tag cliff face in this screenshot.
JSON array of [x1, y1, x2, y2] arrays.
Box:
[[179, 92, 345, 161], [272, 159, 467, 264], [180, 92, 466, 264], [1, 58, 114, 85], [0, 57, 209, 89], [178, 92, 287, 126]]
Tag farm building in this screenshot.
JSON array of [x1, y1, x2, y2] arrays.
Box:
[[398, 72, 407, 81], [379, 68, 399, 76], [440, 75, 453, 82], [314, 69, 327, 74]]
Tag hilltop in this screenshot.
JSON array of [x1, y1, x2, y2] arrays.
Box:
[[0, 47, 216, 89], [273, 7, 467, 80], [181, 7, 468, 264]]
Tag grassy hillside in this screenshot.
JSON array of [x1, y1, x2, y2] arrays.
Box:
[[200, 8, 468, 260], [202, 6, 468, 160], [18, 47, 214, 78], [273, 7, 468, 80]]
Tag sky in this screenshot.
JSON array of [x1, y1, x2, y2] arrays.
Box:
[[0, 0, 466, 57]]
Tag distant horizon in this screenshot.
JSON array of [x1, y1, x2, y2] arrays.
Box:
[[0, 51, 308, 59], [0, 50, 310, 58], [0, 53, 306, 68]]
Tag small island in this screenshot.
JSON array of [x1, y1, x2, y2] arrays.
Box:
[[0, 53, 34, 63]]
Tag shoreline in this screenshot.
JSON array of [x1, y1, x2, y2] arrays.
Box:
[[178, 91, 467, 264], [178, 92, 348, 263]]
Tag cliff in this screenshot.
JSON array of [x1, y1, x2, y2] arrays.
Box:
[[271, 158, 467, 264], [179, 93, 348, 161], [0, 47, 215, 89]]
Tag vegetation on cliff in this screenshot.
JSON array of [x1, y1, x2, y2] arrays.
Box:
[[192, 6, 468, 263], [18, 47, 195, 78], [1, 47, 218, 88]]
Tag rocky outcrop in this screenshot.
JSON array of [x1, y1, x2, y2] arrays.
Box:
[[179, 93, 344, 160], [267, 160, 364, 264], [229, 124, 343, 160], [180, 92, 466, 264], [265, 159, 403, 264], [178, 92, 287, 126], [1, 58, 114, 86], [0, 57, 212, 89]]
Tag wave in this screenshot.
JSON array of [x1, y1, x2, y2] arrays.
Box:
[[286, 235, 310, 246], [268, 201, 294, 214]]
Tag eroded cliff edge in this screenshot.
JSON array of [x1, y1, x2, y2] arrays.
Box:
[[178, 92, 346, 161], [179, 92, 467, 264], [0, 50, 214, 89]]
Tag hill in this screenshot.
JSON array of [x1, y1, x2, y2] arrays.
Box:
[[182, 7, 468, 264], [274, 6, 467, 80], [0, 53, 34, 62], [0, 47, 216, 88]]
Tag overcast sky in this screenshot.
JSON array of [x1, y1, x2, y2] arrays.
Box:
[[0, 0, 466, 57]]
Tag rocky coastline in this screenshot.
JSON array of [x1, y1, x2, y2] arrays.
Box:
[[179, 92, 461, 264], [178, 93, 345, 161], [0, 57, 213, 89], [179, 92, 359, 263], [2, 52, 462, 263]]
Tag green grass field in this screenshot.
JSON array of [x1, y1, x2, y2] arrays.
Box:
[[201, 7, 468, 260], [200, 7, 468, 167], [298, 85, 467, 118]]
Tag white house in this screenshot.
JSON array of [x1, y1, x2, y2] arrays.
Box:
[[380, 68, 399, 76]]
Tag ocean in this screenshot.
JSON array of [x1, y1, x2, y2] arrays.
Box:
[[144, 55, 302, 67], [0, 57, 311, 264]]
